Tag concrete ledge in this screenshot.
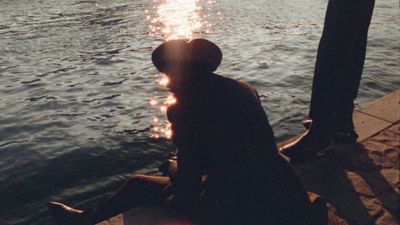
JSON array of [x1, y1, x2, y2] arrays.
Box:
[[353, 111, 392, 142], [356, 90, 400, 123]]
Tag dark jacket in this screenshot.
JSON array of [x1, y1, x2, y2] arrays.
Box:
[[167, 73, 311, 225]]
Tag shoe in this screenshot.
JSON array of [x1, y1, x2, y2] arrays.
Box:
[[48, 201, 90, 225], [303, 119, 358, 144], [332, 130, 358, 144], [279, 129, 332, 161]]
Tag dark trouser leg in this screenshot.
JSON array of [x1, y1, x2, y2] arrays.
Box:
[[309, 0, 375, 140], [91, 175, 170, 224]]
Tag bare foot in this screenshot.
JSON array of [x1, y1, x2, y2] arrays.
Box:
[[279, 129, 332, 161], [48, 201, 91, 225]]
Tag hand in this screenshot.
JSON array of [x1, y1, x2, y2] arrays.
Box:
[[159, 159, 178, 177]]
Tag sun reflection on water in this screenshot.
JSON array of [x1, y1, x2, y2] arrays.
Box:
[[156, 0, 201, 40], [147, 0, 215, 139], [148, 76, 176, 139], [147, 0, 214, 40]]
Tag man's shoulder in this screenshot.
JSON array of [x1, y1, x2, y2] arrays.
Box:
[[215, 74, 253, 87], [215, 74, 258, 99]]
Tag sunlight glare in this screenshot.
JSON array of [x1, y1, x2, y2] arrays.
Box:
[[158, 76, 170, 87], [157, 0, 202, 40], [146, 0, 206, 40]]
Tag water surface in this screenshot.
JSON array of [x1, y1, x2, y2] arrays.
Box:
[[0, 0, 399, 224]]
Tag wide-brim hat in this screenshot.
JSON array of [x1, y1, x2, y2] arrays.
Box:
[[152, 38, 222, 74]]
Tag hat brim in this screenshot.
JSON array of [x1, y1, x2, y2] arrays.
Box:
[[152, 39, 222, 74]]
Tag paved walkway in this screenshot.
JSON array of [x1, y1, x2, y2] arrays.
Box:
[[283, 90, 399, 225], [98, 90, 400, 225]]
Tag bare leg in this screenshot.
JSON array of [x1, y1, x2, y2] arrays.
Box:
[[49, 174, 171, 225], [91, 174, 171, 223]]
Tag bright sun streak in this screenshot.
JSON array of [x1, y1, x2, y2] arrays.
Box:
[[158, 0, 202, 40], [156, 0, 202, 40], [147, 0, 208, 40]]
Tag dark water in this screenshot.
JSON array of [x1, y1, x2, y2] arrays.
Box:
[[0, 0, 399, 224]]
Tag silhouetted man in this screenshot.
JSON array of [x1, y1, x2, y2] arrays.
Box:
[[49, 39, 323, 225]]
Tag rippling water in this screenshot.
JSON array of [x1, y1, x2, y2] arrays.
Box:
[[0, 0, 399, 224]]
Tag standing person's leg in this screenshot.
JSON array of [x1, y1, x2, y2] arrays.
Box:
[[330, 0, 375, 143], [280, 0, 375, 159], [311, 0, 375, 141], [49, 175, 171, 225]]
